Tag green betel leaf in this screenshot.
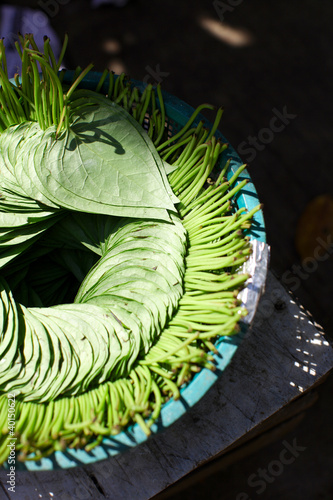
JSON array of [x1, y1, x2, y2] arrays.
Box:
[[0, 34, 259, 465], [26, 94, 178, 221]]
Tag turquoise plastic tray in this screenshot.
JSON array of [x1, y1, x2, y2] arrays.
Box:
[[8, 72, 267, 471]]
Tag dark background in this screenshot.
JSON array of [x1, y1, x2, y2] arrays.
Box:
[[1, 1, 333, 498]]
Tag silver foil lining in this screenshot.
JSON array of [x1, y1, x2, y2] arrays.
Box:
[[238, 240, 270, 325]]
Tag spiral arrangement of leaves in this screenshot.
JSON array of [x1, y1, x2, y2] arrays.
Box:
[[0, 34, 259, 463]]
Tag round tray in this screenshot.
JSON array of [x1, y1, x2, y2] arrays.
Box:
[[9, 72, 268, 471]]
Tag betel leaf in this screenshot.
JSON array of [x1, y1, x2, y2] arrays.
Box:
[[0, 209, 187, 401], [19, 93, 178, 221]]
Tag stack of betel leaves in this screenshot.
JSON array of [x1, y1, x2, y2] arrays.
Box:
[[0, 34, 260, 464]]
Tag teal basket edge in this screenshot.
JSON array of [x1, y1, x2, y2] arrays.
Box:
[[6, 71, 266, 471]]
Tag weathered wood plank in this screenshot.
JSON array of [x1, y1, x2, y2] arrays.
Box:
[[0, 270, 332, 500]]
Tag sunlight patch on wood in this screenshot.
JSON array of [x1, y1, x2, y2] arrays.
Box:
[[107, 58, 127, 75], [198, 16, 254, 47], [103, 38, 122, 54]]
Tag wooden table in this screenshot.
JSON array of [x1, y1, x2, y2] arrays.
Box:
[[1, 270, 332, 500]]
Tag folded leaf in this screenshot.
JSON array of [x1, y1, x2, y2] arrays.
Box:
[[16, 94, 178, 221]]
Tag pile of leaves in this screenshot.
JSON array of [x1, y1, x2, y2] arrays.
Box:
[[0, 34, 259, 463]]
